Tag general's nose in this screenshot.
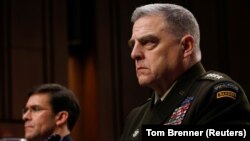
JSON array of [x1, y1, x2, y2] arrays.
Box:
[[131, 43, 144, 60]]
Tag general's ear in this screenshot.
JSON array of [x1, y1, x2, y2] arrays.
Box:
[[180, 35, 194, 58], [55, 111, 69, 126]]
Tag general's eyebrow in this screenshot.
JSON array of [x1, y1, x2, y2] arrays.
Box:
[[138, 35, 159, 43], [128, 34, 158, 48]]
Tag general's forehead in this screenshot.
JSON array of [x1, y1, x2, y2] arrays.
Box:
[[133, 15, 166, 28], [132, 16, 167, 35]]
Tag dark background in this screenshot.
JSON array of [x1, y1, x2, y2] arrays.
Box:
[[0, 0, 250, 141]]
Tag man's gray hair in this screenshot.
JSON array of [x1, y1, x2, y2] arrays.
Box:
[[131, 3, 200, 48]]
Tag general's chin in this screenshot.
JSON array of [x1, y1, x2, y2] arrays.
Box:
[[138, 77, 152, 86]]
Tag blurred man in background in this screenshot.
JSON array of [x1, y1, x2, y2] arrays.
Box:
[[23, 83, 80, 141]]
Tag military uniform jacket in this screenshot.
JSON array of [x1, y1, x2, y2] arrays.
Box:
[[120, 62, 250, 141]]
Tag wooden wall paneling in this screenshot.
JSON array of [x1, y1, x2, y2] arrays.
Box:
[[51, 0, 68, 86], [216, 1, 230, 74], [42, 0, 54, 83], [71, 54, 99, 141], [0, 0, 14, 122], [188, 0, 220, 70], [67, 0, 99, 141], [108, 0, 123, 139], [10, 0, 44, 120], [0, 0, 10, 121], [10, 0, 68, 120], [0, 0, 68, 138], [0, 0, 3, 120], [95, 0, 116, 140], [0, 122, 24, 138], [68, 57, 84, 141], [227, 1, 250, 95]]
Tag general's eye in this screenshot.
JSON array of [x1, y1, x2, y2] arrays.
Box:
[[140, 40, 148, 46], [141, 40, 159, 50], [139, 36, 159, 50]]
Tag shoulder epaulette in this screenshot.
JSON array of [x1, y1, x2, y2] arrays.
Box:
[[200, 71, 231, 81], [200, 71, 241, 100]]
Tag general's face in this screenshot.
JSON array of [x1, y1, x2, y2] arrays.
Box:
[[23, 94, 56, 141], [129, 15, 183, 89]]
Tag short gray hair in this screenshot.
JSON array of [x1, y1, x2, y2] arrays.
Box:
[[131, 3, 200, 48]]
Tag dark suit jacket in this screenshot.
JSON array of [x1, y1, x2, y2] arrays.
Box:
[[120, 62, 250, 141], [47, 135, 73, 141], [61, 135, 73, 141]]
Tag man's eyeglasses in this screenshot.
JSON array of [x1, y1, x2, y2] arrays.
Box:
[[22, 105, 48, 115]]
